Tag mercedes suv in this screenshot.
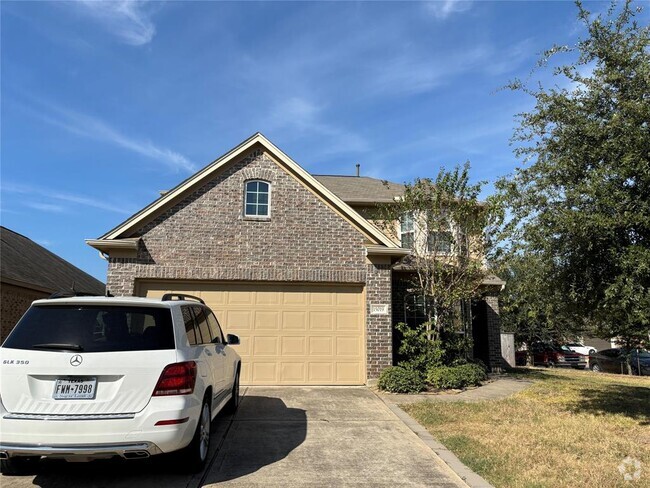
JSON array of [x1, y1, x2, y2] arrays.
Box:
[[0, 293, 241, 475]]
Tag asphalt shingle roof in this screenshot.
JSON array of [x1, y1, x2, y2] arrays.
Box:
[[1, 226, 105, 295], [314, 175, 405, 204]]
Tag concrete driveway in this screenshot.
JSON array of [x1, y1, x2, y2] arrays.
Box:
[[2, 387, 463, 488]]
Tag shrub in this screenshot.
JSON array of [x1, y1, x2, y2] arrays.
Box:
[[377, 366, 425, 394], [456, 363, 488, 386], [426, 363, 487, 389], [395, 322, 445, 373]]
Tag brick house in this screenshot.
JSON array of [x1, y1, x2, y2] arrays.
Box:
[[87, 133, 503, 385], [1, 226, 105, 339]]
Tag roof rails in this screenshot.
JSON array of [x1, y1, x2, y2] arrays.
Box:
[[161, 293, 205, 305], [48, 291, 103, 299]]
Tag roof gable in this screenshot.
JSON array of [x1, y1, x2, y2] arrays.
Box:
[[94, 133, 398, 248]]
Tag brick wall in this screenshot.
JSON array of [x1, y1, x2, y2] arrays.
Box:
[[106, 147, 394, 382], [107, 148, 367, 295], [1, 283, 48, 340], [366, 263, 393, 379]]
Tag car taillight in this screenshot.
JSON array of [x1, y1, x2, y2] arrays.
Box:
[[152, 361, 197, 396]]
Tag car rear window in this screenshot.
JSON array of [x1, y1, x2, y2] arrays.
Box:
[[2, 305, 175, 352]]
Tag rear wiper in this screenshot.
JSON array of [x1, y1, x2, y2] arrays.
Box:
[[32, 343, 84, 351]]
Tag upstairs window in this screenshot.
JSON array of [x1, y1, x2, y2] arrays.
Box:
[[400, 213, 414, 249], [428, 231, 453, 254], [244, 180, 270, 217]]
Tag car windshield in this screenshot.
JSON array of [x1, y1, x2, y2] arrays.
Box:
[[2, 305, 175, 352], [555, 345, 574, 353]]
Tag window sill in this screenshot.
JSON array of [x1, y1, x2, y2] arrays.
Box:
[[243, 216, 271, 222]]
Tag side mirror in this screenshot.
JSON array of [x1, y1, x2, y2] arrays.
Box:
[[226, 334, 240, 345]]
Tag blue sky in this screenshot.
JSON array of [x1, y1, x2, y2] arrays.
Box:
[[0, 1, 626, 282]]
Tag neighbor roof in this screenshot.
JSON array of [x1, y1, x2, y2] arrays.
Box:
[[1, 227, 105, 295], [314, 176, 405, 204]]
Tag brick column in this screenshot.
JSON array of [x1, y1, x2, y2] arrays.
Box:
[[484, 293, 503, 372], [366, 262, 393, 382]]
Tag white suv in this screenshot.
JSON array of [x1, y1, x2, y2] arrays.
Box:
[[0, 293, 241, 475]]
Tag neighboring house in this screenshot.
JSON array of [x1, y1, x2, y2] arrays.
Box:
[[1, 226, 105, 339], [87, 133, 503, 386]]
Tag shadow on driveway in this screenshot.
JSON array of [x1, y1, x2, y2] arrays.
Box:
[[200, 394, 307, 485]]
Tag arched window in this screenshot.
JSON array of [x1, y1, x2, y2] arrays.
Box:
[[244, 180, 270, 217]]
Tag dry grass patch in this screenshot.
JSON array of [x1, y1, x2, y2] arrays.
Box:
[[403, 368, 650, 488]]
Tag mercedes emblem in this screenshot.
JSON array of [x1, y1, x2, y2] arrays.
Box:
[[70, 354, 83, 367]]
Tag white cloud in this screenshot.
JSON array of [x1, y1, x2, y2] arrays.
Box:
[[26, 202, 67, 213], [2, 182, 134, 215], [266, 97, 369, 155], [425, 1, 473, 20], [20, 99, 195, 173], [72, 0, 156, 46]]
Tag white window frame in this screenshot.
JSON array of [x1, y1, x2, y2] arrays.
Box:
[[244, 179, 271, 219], [427, 230, 454, 254], [400, 212, 414, 249]]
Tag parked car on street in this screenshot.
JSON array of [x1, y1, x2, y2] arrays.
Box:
[[0, 293, 241, 475], [589, 348, 650, 375], [564, 342, 597, 356], [515, 342, 587, 368]]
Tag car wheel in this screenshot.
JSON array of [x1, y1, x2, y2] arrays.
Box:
[[589, 349, 596, 355], [224, 369, 240, 415], [591, 363, 602, 373], [547, 361, 555, 368], [178, 398, 211, 473], [0, 456, 39, 476]]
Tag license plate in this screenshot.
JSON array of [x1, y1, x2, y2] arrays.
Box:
[[53, 378, 97, 400]]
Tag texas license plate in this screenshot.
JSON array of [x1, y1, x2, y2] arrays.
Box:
[[53, 378, 97, 400]]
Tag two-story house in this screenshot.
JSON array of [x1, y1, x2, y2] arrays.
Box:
[[87, 133, 503, 385]]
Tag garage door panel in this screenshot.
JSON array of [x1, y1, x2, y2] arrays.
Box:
[[309, 311, 334, 331], [309, 336, 333, 356], [226, 310, 252, 331], [252, 362, 277, 383], [281, 337, 306, 356], [336, 362, 361, 382], [282, 311, 307, 330], [252, 336, 279, 356], [139, 282, 364, 385], [336, 312, 362, 331], [280, 362, 305, 383], [254, 310, 280, 330], [336, 336, 362, 357], [308, 362, 333, 382], [283, 291, 308, 306]]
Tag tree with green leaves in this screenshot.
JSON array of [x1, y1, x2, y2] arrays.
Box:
[[496, 0, 650, 368], [378, 163, 502, 351]]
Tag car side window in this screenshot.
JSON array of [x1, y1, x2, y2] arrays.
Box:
[[181, 306, 197, 346], [206, 311, 225, 344], [192, 306, 211, 345]]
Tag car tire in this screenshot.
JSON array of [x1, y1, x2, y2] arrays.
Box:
[[178, 397, 211, 473], [547, 361, 555, 368], [591, 363, 602, 373], [224, 368, 240, 415], [589, 349, 596, 355], [0, 456, 39, 476]]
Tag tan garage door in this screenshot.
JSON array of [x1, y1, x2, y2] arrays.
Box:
[[138, 282, 365, 385]]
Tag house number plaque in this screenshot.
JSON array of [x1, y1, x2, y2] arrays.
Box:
[[370, 304, 389, 315]]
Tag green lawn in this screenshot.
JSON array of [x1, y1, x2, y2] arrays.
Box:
[[403, 368, 650, 488]]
